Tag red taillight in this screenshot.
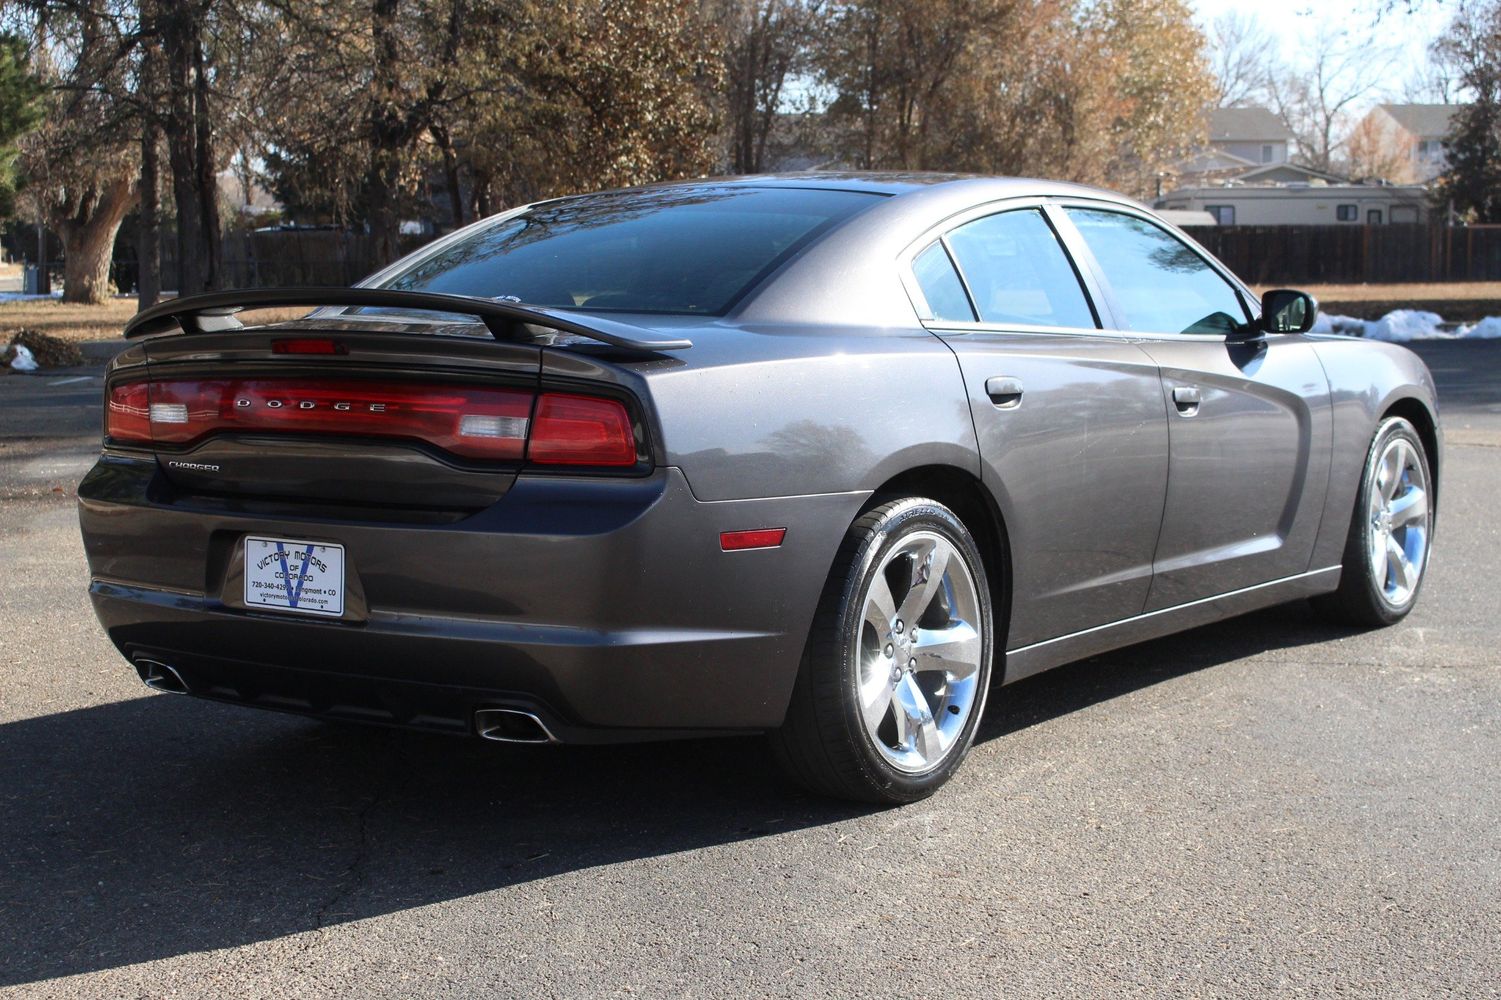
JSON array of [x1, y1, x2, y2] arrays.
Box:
[[103, 379, 640, 467], [528, 393, 637, 467], [106, 382, 151, 443]]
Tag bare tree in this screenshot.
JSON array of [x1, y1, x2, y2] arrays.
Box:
[[1345, 112, 1414, 180], [7, 3, 140, 303], [1267, 31, 1393, 173], [1207, 11, 1271, 108], [714, 0, 823, 174]]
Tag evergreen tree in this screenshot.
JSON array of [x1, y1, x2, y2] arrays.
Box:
[[0, 31, 43, 219], [1433, 1, 1501, 222]]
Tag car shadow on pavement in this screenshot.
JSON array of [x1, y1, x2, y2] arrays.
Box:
[[978, 598, 1361, 745], [0, 601, 1356, 986]]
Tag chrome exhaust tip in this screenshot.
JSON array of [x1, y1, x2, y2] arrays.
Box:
[[474, 707, 558, 744], [135, 659, 190, 695]]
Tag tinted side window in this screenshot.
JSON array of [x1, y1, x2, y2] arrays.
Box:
[[945, 210, 1096, 329], [912, 242, 975, 322], [1066, 209, 1247, 335]]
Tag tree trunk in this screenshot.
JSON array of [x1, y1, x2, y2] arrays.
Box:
[[192, 28, 221, 289], [367, 0, 405, 265], [433, 125, 465, 229], [55, 178, 137, 305], [164, 6, 202, 294], [138, 119, 162, 308], [161, 2, 221, 294]]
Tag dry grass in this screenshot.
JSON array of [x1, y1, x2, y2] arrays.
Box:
[[1253, 282, 1501, 302], [0, 298, 311, 343], [1252, 282, 1501, 321]]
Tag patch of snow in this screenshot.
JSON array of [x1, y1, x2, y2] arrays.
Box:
[[1459, 317, 1501, 339], [1364, 309, 1449, 342], [1311, 308, 1501, 341], [0, 290, 63, 303], [1310, 313, 1369, 337], [8, 344, 38, 371]]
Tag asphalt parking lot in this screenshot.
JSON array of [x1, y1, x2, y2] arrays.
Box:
[[1, 341, 1498, 998]]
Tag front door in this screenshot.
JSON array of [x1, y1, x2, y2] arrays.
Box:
[[1057, 206, 1333, 610], [907, 206, 1170, 650]]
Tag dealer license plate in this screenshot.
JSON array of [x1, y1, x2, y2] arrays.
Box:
[[243, 536, 345, 617]]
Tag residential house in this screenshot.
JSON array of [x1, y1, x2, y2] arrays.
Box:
[[1351, 104, 1461, 183], [1167, 107, 1311, 197], [1207, 107, 1293, 168]]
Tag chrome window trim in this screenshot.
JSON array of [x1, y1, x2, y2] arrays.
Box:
[[897, 196, 1116, 337], [1045, 198, 1260, 340]]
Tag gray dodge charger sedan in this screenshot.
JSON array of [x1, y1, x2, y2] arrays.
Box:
[[80, 173, 1440, 803]]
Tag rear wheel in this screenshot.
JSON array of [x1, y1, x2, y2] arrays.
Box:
[[1313, 416, 1433, 627], [771, 497, 994, 804]]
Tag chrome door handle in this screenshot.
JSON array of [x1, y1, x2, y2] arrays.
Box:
[[985, 376, 1024, 409], [1172, 385, 1201, 415]]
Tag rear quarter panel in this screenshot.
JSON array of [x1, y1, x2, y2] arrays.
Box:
[[633, 324, 979, 502]]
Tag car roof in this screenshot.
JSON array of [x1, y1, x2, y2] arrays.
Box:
[[718, 174, 1150, 327], [646, 171, 1143, 206]]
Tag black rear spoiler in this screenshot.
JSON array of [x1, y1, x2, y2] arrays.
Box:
[[122, 287, 694, 352]]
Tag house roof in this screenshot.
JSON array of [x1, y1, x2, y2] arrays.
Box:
[[1378, 103, 1461, 139], [1208, 107, 1292, 142], [1178, 148, 1258, 173], [1236, 162, 1347, 184]]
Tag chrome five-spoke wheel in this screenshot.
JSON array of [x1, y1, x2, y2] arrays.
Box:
[[1367, 434, 1430, 609], [1315, 416, 1434, 627], [856, 531, 983, 774], [770, 496, 995, 804]]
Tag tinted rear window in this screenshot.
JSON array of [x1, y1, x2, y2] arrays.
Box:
[[372, 186, 881, 316]]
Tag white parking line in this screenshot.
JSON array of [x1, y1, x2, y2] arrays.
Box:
[[49, 376, 94, 386]]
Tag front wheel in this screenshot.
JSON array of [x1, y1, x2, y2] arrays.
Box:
[[1313, 416, 1434, 627], [770, 497, 995, 804]]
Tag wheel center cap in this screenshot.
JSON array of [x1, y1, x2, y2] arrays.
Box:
[[1377, 510, 1393, 533]]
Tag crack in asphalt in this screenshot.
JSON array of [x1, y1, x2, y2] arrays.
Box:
[[296, 747, 399, 957]]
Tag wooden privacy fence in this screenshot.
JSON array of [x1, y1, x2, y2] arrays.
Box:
[[1181, 224, 1501, 285], [111, 223, 1500, 293], [113, 229, 431, 293]]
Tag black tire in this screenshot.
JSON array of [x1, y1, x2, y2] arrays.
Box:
[[1312, 416, 1434, 627], [770, 497, 995, 804]]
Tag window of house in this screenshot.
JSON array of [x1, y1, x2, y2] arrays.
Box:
[[1064, 209, 1248, 336], [943, 209, 1097, 329], [1205, 205, 1236, 226], [1261, 144, 1275, 163], [1368, 209, 1384, 225], [1336, 204, 1358, 222], [911, 241, 976, 323]]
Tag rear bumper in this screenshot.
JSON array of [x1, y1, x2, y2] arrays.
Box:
[[80, 458, 865, 737]]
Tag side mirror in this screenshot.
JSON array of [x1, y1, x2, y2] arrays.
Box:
[[1259, 288, 1319, 334]]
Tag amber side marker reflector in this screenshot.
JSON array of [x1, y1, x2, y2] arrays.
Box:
[[720, 528, 787, 551]]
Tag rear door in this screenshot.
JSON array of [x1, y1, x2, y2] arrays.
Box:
[[903, 203, 1170, 651], [1055, 205, 1333, 610]]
